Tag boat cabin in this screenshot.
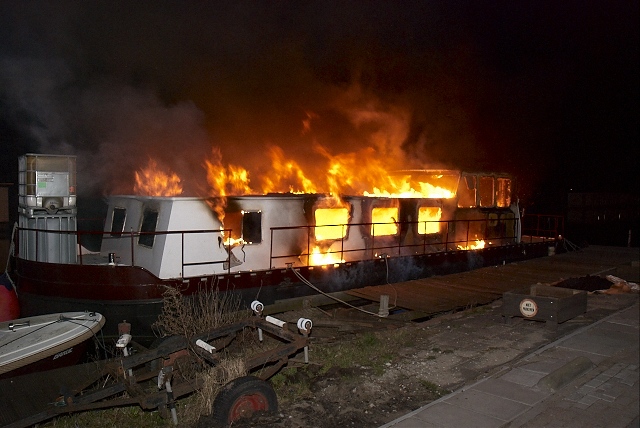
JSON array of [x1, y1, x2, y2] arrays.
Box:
[[95, 170, 519, 280]]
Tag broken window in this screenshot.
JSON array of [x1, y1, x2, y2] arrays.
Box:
[[371, 207, 398, 236], [110, 207, 126, 237], [225, 210, 262, 244], [138, 209, 158, 248], [315, 208, 349, 240], [241, 211, 262, 244], [496, 178, 512, 208], [457, 174, 477, 208], [418, 206, 442, 235], [479, 176, 495, 208]]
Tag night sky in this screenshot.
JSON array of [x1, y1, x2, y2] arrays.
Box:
[[1, 1, 638, 213]]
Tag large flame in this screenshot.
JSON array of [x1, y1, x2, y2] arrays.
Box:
[[198, 144, 457, 200], [261, 146, 317, 194], [134, 159, 183, 196], [418, 207, 442, 234], [314, 207, 349, 240], [203, 148, 254, 221], [309, 246, 345, 265], [204, 148, 253, 197], [364, 175, 455, 199], [371, 207, 398, 236]]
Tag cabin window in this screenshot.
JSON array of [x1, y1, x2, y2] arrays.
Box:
[[315, 208, 349, 240], [241, 211, 262, 244], [138, 209, 158, 247], [496, 178, 512, 208], [457, 175, 477, 208], [418, 207, 442, 235], [479, 176, 495, 208], [371, 207, 398, 236], [110, 207, 126, 237]]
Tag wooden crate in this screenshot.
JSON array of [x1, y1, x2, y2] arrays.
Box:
[[502, 284, 587, 329]]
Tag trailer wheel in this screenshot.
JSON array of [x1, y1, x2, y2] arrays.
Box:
[[212, 376, 278, 425]]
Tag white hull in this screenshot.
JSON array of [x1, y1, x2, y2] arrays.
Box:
[[0, 311, 105, 376]]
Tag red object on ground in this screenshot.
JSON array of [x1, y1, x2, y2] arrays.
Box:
[[0, 275, 20, 321]]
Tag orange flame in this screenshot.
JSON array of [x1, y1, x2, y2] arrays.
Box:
[[364, 175, 455, 199], [457, 240, 486, 250], [204, 148, 253, 221], [134, 159, 183, 196], [201, 143, 457, 200], [371, 207, 398, 236], [261, 146, 317, 194], [314, 207, 349, 240], [309, 246, 345, 265], [418, 207, 442, 234], [315, 145, 395, 196], [204, 148, 253, 197]]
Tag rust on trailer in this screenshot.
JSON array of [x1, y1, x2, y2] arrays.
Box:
[[0, 314, 310, 428], [346, 246, 638, 316]]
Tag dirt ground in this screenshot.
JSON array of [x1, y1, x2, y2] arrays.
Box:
[[197, 290, 639, 428]]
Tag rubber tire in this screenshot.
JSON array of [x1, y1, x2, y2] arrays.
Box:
[[212, 376, 278, 425]]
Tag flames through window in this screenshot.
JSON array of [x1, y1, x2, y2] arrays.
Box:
[[371, 207, 398, 236], [226, 210, 262, 245], [314, 208, 349, 240], [418, 206, 442, 235]]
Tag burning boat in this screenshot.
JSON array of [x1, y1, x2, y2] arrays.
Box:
[[8, 154, 560, 342]]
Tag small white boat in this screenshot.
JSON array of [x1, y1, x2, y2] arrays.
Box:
[[0, 311, 105, 379]]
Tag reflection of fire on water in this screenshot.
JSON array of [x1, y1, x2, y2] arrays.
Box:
[[457, 240, 486, 250]]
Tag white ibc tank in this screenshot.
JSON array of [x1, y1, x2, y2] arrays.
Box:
[[18, 154, 77, 212], [18, 212, 78, 264]]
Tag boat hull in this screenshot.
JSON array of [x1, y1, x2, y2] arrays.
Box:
[[12, 242, 553, 344], [0, 311, 105, 380]]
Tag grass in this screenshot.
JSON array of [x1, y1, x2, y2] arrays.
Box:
[[271, 366, 314, 401], [41, 406, 173, 427], [313, 331, 396, 376], [39, 293, 460, 427], [418, 379, 449, 398], [40, 285, 248, 428]]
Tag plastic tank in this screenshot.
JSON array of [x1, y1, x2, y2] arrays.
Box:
[[17, 154, 78, 264], [18, 154, 76, 212], [18, 213, 78, 263]]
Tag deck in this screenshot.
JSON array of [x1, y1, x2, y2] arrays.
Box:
[[346, 245, 639, 319]]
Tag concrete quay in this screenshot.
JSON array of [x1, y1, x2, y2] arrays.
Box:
[[381, 299, 639, 428]]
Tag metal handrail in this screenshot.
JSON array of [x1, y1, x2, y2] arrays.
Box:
[[269, 216, 533, 266], [14, 214, 563, 273]]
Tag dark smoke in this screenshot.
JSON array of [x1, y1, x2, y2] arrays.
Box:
[[1, 1, 638, 206]]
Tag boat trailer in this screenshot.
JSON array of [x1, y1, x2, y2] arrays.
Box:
[[0, 302, 312, 427]]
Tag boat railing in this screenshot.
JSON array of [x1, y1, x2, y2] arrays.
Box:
[[520, 213, 565, 243], [14, 227, 233, 277], [270, 216, 560, 267], [14, 214, 563, 273]]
